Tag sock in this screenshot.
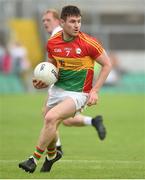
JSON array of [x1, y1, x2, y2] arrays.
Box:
[[56, 137, 61, 147], [47, 147, 57, 160], [83, 116, 92, 125], [33, 146, 45, 162]]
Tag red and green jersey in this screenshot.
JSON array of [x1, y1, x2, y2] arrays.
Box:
[[47, 31, 104, 93]]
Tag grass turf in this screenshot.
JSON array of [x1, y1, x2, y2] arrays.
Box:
[[0, 93, 144, 179]]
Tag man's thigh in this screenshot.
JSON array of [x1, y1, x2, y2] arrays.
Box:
[[45, 98, 76, 122]]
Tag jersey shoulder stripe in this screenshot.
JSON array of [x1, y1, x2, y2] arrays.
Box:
[[79, 32, 102, 47], [79, 33, 103, 54], [48, 31, 62, 41], [79, 34, 103, 54], [79, 33, 103, 52]]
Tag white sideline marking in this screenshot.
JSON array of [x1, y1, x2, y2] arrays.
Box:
[[0, 159, 144, 164]]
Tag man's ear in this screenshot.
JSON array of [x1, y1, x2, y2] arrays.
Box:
[[60, 19, 65, 27]]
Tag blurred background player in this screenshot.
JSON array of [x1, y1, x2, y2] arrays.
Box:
[[9, 40, 31, 90], [42, 9, 107, 154]]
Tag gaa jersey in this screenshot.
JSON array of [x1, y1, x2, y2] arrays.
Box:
[[47, 31, 104, 93]]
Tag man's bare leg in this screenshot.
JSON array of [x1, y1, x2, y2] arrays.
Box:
[[43, 98, 63, 153], [63, 114, 106, 140], [19, 98, 76, 173]]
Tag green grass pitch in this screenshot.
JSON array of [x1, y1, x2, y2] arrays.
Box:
[[0, 93, 144, 179]]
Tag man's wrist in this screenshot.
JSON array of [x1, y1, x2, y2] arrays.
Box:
[[91, 88, 99, 93]]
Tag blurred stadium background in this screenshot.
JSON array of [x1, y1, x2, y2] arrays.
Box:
[[0, 0, 144, 93], [0, 0, 145, 179]]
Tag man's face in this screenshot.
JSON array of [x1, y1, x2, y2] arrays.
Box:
[[61, 16, 81, 37], [42, 12, 59, 34]]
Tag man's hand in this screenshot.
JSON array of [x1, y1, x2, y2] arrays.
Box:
[[32, 79, 48, 89], [87, 89, 99, 106]]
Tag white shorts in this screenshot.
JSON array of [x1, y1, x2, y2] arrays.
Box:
[[47, 85, 88, 112]]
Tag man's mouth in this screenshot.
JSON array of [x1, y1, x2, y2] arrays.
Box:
[[74, 29, 79, 33]]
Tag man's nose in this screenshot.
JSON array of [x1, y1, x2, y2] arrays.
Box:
[[74, 22, 79, 28], [43, 20, 47, 25]]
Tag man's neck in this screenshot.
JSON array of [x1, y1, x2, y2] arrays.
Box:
[[62, 32, 75, 42]]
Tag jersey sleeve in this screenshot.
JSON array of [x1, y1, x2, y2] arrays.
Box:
[[47, 42, 54, 59], [47, 51, 53, 59], [88, 38, 104, 59]]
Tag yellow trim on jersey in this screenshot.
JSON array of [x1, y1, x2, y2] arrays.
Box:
[[53, 55, 94, 70], [79, 34, 103, 54], [79, 33, 102, 48], [48, 31, 62, 41], [79, 35, 103, 54], [80, 33, 102, 48]]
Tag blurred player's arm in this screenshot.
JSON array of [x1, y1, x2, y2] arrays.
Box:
[[87, 50, 112, 106]]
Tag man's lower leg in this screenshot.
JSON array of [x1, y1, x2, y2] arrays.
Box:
[[19, 122, 57, 173]]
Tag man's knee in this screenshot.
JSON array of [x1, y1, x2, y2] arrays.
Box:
[[44, 112, 58, 127]]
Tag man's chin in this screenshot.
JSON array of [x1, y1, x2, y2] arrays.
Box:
[[45, 28, 51, 34], [72, 32, 79, 36]]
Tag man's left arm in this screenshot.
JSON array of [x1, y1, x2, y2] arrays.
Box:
[[87, 50, 112, 106]]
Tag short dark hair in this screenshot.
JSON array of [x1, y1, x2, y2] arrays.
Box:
[[61, 5, 81, 20]]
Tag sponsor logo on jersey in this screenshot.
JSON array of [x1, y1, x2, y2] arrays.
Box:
[[54, 48, 62, 53], [76, 48, 81, 54], [64, 47, 72, 51]]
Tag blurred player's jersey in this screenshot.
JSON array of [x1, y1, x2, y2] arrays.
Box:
[[50, 26, 62, 37], [47, 31, 104, 93]]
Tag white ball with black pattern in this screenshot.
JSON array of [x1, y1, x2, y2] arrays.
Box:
[[34, 62, 58, 85]]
